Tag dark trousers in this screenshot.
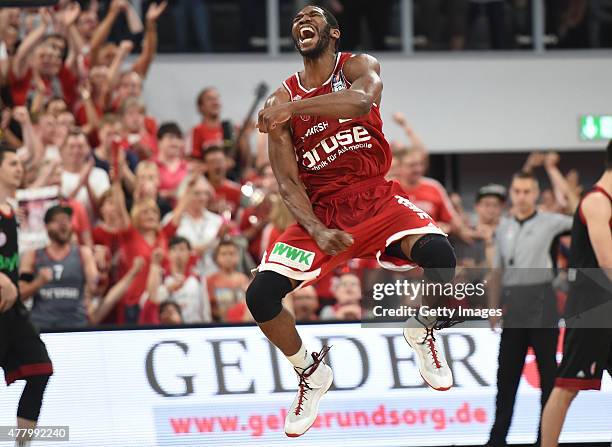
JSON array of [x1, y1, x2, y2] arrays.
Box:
[[488, 327, 559, 446]]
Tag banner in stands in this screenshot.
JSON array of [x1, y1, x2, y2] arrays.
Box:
[[1, 324, 610, 447]]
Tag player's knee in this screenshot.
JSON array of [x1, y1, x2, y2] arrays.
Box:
[[246, 271, 294, 323], [17, 374, 50, 422], [410, 234, 456, 283]]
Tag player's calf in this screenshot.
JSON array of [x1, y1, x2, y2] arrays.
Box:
[[401, 234, 457, 391], [15, 374, 51, 446], [246, 271, 333, 437]]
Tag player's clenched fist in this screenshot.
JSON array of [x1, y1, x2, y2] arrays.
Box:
[[312, 227, 354, 256], [257, 103, 293, 133]]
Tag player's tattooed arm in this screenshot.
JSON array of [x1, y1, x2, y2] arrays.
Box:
[[265, 88, 353, 255], [258, 54, 382, 133]]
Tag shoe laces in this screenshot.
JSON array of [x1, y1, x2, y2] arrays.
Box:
[[419, 327, 442, 369], [293, 345, 331, 416]]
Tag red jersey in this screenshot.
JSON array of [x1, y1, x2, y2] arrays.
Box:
[[282, 52, 392, 203], [190, 122, 224, 159], [10, 66, 78, 109], [402, 177, 456, 224]]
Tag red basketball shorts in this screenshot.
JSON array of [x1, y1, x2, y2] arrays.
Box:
[[257, 177, 445, 287]]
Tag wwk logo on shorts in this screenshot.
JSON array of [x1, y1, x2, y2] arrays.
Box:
[[269, 243, 315, 271]]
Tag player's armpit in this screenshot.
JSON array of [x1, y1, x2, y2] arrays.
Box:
[[582, 193, 612, 272]]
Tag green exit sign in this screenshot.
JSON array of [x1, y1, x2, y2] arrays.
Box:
[[580, 115, 612, 141]]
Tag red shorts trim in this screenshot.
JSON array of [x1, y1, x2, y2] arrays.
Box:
[[5, 362, 54, 385], [555, 377, 601, 391]]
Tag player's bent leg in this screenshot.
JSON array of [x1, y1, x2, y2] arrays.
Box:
[[15, 374, 51, 446], [541, 386, 578, 447], [246, 271, 333, 437], [398, 233, 456, 391]]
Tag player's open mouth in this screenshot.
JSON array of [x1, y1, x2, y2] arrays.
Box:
[[298, 25, 317, 45]]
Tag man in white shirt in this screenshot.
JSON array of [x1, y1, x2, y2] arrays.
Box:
[[59, 128, 110, 220]]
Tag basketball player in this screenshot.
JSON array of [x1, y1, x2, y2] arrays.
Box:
[[540, 141, 612, 447], [248, 5, 457, 437], [0, 144, 53, 447]]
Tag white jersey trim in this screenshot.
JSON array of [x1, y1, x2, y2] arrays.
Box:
[[295, 52, 342, 94]]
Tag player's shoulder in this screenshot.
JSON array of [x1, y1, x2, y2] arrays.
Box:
[[582, 191, 612, 218], [343, 52, 381, 79], [264, 86, 291, 108]]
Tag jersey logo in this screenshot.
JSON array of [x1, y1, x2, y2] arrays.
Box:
[[302, 126, 372, 170], [269, 242, 314, 271], [332, 72, 347, 92], [339, 118, 352, 123]]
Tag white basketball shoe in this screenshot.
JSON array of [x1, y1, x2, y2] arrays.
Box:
[[284, 346, 333, 437], [403, 318, 453, 391]]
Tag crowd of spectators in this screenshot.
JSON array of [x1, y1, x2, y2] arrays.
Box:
[[0, 3, 588, 331]]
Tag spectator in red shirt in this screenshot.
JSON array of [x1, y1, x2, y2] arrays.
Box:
[[189, 87, 253, 175], [397, 146, 474, 241], [110, 175, 194, 324], [92, 189, 122, 255], [155, 122, 188, 200], [10, 13, 78, 110], [203, 238, 250, 322], [203, 146, 241, 218], [190, 87, 225, 159]]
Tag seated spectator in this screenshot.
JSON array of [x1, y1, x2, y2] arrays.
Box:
[[19, 205, 98, 330], [110, 176, 193, 324], [155, 122, 188, 200], [289, 286, 319, 322], [127, 160, 172, 217], [60, 128, 110, 220], [163, 176, 224, 276], [320, 272, 363, 321], [203, 238, 250, 322], [203, 146, 241, 218], [159, 300, 184, 325], [146, 237, 211, 324]]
